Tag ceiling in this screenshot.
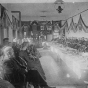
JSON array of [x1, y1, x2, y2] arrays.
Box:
[[1, 1, 88, 21], [1, 0, 88, 3]]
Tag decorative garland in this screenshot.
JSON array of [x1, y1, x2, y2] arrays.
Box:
[[61, 14, 88, 34], [79, 14, 88, 33], [68, 18, 77, 33]]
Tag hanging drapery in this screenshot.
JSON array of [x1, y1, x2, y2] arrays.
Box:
[[77, 14, 83, 32], [60, 22, 65, 35], [79, 14, 88, 33], [1, 5, 5, 19], [60, 21, 66, 37], [5, 11, 12, 29], [60, 20, 68, 36], [68, 18, 77, 33], [12, 15, 17, 30], [64, 21, 69, 33], [61, 13, 88, 35], [66, 14, 88, 33], [1, 10, 6, 28]]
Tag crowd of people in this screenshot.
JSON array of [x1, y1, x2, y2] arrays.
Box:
[[2, 36, 87, 88], [0, 38, 52, 88]]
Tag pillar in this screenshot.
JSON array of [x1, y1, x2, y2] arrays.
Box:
[[1, 26, 4, 44], [11, 11, 22, 39], [19, 11, 23, 39]]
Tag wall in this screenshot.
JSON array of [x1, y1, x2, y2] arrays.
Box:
[[21, 16, 68, 21], [1, 4, 19, 43], [2, 4, 19, 20], [0, 27, 3, 45], [9, 26, 13, 42], [4, 28, 8, 38]]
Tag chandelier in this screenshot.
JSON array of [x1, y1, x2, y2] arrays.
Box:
[[54, 0, 64, 13], [56, 6, 63, 13]]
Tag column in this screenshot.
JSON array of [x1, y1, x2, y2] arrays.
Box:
[[4, 28, 7, 38], [9, 26, 13, 42], [1, 26, 4, 44], [0, 26, 2, 45], [16, 30, 18, 38]]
